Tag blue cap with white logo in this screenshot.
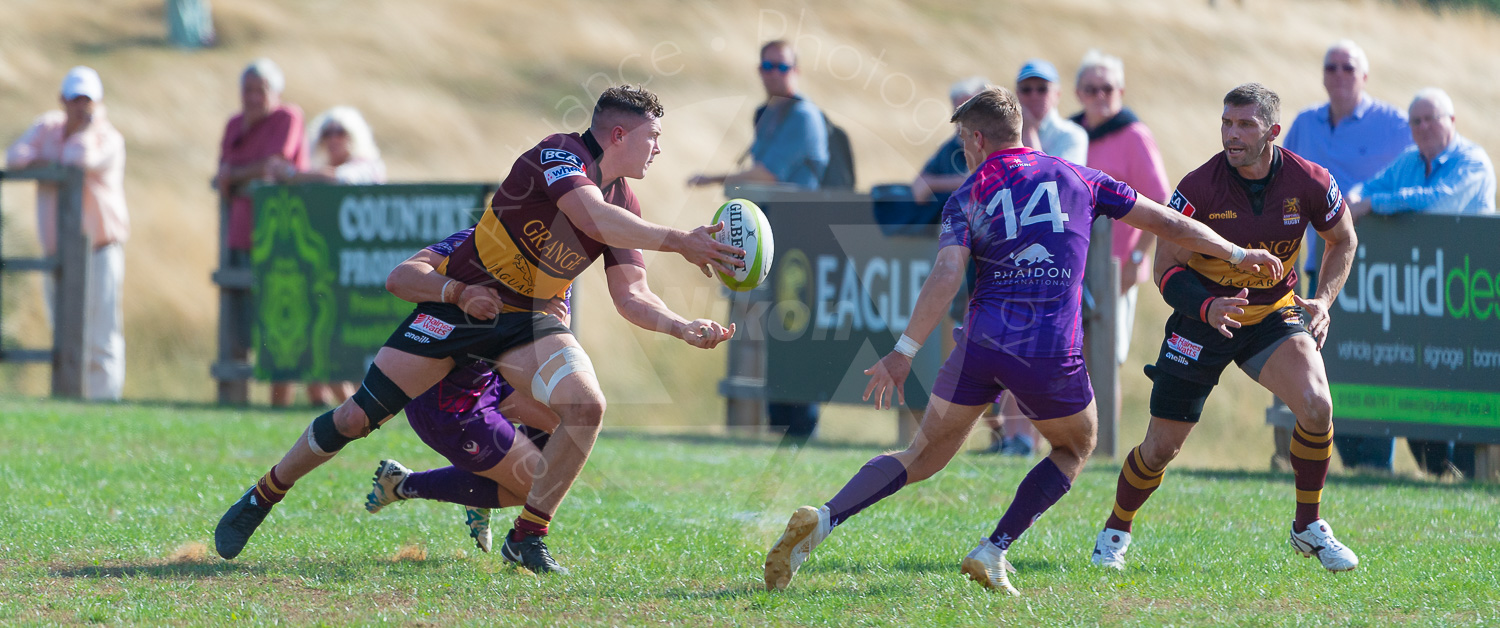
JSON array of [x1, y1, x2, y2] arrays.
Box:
[[1016, 59, 1059, 84]]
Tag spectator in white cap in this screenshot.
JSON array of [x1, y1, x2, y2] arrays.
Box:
[[6, 65, 131, 400]]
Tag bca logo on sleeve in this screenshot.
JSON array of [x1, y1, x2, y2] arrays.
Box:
[[1324, 178, 1343, 222], [1168, 190, 1197, 217], [540, 148, 585, 169], [544, 164, 585, 186]]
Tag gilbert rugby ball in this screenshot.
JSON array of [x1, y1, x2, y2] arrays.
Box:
[[711, 198, 775, 291]]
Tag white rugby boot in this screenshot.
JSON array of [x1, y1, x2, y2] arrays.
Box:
[[960, 538, 1019, 596], [364, 459, 411, 514], [763, 505, 832, 590], [1289, 518, 1359, 571], [465, 506, 492, 553], [1091, 528, 1132, 570]]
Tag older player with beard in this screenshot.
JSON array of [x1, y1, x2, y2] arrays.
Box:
[[763, 87, 1283, 595], [1091, 84, 1361, 573]]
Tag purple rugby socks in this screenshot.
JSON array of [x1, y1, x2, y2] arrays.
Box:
[[399, 466, 502, 508], [824, 454, 909, 527], [989, 457, 1072, 551]]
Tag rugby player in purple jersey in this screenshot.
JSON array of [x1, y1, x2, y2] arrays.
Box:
[[361, 228, 565, 554], [763, 87, 1284, 595]]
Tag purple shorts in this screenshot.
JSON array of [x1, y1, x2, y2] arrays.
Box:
[[403, 381, 517, 473], [931, 341, 1093, 420]]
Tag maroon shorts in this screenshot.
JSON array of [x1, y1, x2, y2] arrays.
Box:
[[403, 381, 518, 472], [931, 341, 1093, 420]]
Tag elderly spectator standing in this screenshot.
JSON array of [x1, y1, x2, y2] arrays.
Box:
[[6, 66, 130, 400], [1069, 49, 1170, 427], [1351, 88, 1496, 479], [981, 60, 1090, 456], [689, 40, 829, 442], [282, 106, 388, 406], [214, 58, 308, 407], [1283, 40, 1412, 473]]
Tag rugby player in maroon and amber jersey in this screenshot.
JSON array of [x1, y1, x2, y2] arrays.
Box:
[[215, 86, 744, 576], [1092, 84, 1360, 573], [764, 87, 1282, 595]]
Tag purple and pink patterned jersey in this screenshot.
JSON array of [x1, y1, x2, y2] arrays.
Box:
[[939, 147, 1137, 357]]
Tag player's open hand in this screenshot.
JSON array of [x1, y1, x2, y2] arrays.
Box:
[[680, 222, 746, 278], [1233, 248, 1284, 280], [862, 352, 912, 411], [457, 284, 503, 321], [1293, 294, 1332, 350], [681, 319, 735, 349], [1208, 288, 1249, 338]]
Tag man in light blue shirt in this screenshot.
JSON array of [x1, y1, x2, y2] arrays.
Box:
[[688, 40, 829, 190], [1351, 89, 1496, 217], [1282, 40, 1410, 472], [1350, 87, 1495, 479]]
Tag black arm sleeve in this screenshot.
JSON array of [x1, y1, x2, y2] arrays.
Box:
[[1159, 266, 1217, 323]]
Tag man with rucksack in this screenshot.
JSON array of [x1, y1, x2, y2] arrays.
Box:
[[689, 39, 850, 441]]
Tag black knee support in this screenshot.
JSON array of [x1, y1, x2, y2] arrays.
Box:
[[1145, 364, 1214, 423], [308, 409, 353, 455], [351, 364, 412, 431]]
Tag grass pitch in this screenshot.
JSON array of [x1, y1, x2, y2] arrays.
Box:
[[1, 398, 1497, 626]]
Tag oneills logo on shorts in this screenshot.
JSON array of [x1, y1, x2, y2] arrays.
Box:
[[463, 440, 480, 455], [1167, 333, 1203, 360], [411, 314, 455, 340]]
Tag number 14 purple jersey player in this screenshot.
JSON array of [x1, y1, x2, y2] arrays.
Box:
[[763, 87, 1283, 595]]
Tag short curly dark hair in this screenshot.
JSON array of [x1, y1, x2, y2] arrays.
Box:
[[593, 85, 664, 124], [1224, 83, 1280, 127]]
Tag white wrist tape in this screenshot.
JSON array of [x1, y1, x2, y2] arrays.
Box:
[[894, 334, 922, 359], [1229, 245, 1246, 265]]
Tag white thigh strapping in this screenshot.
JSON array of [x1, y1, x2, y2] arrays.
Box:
[[531, 345, 596, 406]]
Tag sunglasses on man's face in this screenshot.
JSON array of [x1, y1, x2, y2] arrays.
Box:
[[1080, 84, 1116, 97], [1018, 85, 1051, 96], [759, 61, 794, 73], [1323, 63, 1357, 74]]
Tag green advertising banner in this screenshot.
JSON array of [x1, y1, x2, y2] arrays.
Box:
[[250, 184, 491, 381], [1324, 213, 1500, 438], [756, 194, 943, 406]]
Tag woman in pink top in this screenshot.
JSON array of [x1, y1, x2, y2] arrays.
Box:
[[6, 66, 130, 400], [1069, 50, 1171, 362], [213, 58, 307, 407]]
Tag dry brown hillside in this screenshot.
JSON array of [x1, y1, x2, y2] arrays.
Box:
[[2, 0, 1497, 468]]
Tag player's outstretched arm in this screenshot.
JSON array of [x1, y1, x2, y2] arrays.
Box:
[[1119, 197, 1284, 279], [863, 244, 969, 410], [605, 264, 734, 349], [385, 248, 505, 320], [557, 186, 744, 277]]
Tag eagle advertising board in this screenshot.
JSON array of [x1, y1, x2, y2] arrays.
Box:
[[1322, 213, 1500, 443], [250, 184, 490, 381]]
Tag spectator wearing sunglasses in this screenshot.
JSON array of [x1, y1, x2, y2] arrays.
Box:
[[688, 39, 829, 191], [1282, 40, 1410, 473], [1067, 49, 1171, 425]]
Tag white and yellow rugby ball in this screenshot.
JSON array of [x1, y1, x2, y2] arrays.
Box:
[[711, 198, 775, 292]]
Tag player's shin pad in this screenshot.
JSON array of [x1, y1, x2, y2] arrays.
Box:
[[1159, 266, 1217, 323], [351, 363, 412, 432]]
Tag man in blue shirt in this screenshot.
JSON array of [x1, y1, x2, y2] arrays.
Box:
[[911, 77, 988, 204], [688, 40, 830, 442], [1282, 39, 1410, 472], [1351, 87, 1495, 479], [689, 40, 829, 190]]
